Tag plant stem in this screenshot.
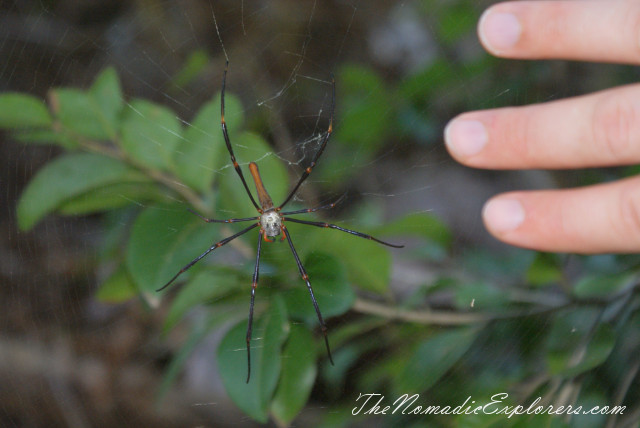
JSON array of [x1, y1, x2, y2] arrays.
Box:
[[352, 298, 491, 325], [352, 297, 570, 325], [80, 139, 208, 214]]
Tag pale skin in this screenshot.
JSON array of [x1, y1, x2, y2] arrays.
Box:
[[444, 0, 640, 253]]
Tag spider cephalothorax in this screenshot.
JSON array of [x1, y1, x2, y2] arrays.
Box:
[[159, 61, 403, 383]]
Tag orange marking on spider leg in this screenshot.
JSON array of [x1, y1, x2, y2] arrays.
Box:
[[305, 166, 312, 174], [249, 162, 274, 211], [262, 229, 274, 243], [302, 273, 309, 281]]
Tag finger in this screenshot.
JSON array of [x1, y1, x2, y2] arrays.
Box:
[[478, 0, 640, 63], [444, 84, 640, 169], [482, 176, 640, 253]]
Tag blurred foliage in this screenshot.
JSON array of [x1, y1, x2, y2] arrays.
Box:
[[2, 0, 640, 426], [0, 67, 430, 424]]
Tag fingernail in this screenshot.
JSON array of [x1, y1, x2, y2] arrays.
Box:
[[479, 10, 521, 52], [444, 119, 488, 157], [483, 198, 525, 232]]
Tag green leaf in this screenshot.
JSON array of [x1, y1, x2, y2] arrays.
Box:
[[218, 296, 289, 423], [395, 327, 478, 393], [173, 92, 242, 192], [462, 247, 534, 278], [397, 59, 457, 103], [571, 324, 617, 377], [58, 182, 158, 215], [157, 311, 234, 403], [126, 204, 222, 299], [436, 1, 478, 44], [546, 320, 616, 378], [89, 67, 124, 139], [526, 252, 564, 286], [17, 153, 145, 230], [320, 343, 360, 397], [315, 145, 359, 187], [573, 272, 636, 299], [299, 223, 392, 294], [49, 88, 114, 140], [328, 317, 387, 350], [270, 324, 318, 425], [454, 281, 508, 310], [336, 64, 390, 153], [30, 68, 122, 143], [157, 318, 212, 403], [374, 212, 452, 248], [99, 208, 137, 260], [170, 49, 211, 90], [120, 99, 182, 171], [0, 93, 52, 129], [96, 266, 137, 303], [12, 128, 77, 148], [283, 251, 355, 320], [163, 269, 240, 331]]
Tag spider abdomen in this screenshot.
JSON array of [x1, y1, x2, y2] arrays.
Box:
[[260, 210, 282, 238]]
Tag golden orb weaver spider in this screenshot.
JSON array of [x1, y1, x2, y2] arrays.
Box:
[[158, 62, 404, 383]]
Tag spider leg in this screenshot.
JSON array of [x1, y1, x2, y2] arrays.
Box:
[[187, 208, 259, 223], [279, 193, 346, 216], [221, 61, 261, 211], [245, 230, 263, 383], [281, 225, 334, 366], [284, 217, 404, 248], [278, 75, 335, 210], [157, 223, 259, 292]]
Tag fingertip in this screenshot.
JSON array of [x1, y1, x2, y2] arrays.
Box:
[[483, 197, 525, 234], [478, 6, 522, 55], [444, 117, 488, 159]]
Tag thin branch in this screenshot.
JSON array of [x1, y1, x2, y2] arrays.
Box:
[[352, 297, 571, 326], [78, 138, 255, 258], [80, 139, 208, 214], [352, 298, 491, 325]]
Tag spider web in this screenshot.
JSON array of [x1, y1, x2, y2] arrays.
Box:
[[1, 0, 609, 426]]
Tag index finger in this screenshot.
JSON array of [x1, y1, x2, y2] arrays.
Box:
[[479, 0, 640, 63]]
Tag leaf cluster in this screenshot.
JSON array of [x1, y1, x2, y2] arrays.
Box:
[[1, 67, 441, 424]]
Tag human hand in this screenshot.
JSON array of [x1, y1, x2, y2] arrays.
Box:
[[444, 0, 640, 253]]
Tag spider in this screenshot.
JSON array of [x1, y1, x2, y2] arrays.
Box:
[[158, 62, 403, 383]]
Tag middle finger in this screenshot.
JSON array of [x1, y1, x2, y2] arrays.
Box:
[[445, 84, 640, 170]]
